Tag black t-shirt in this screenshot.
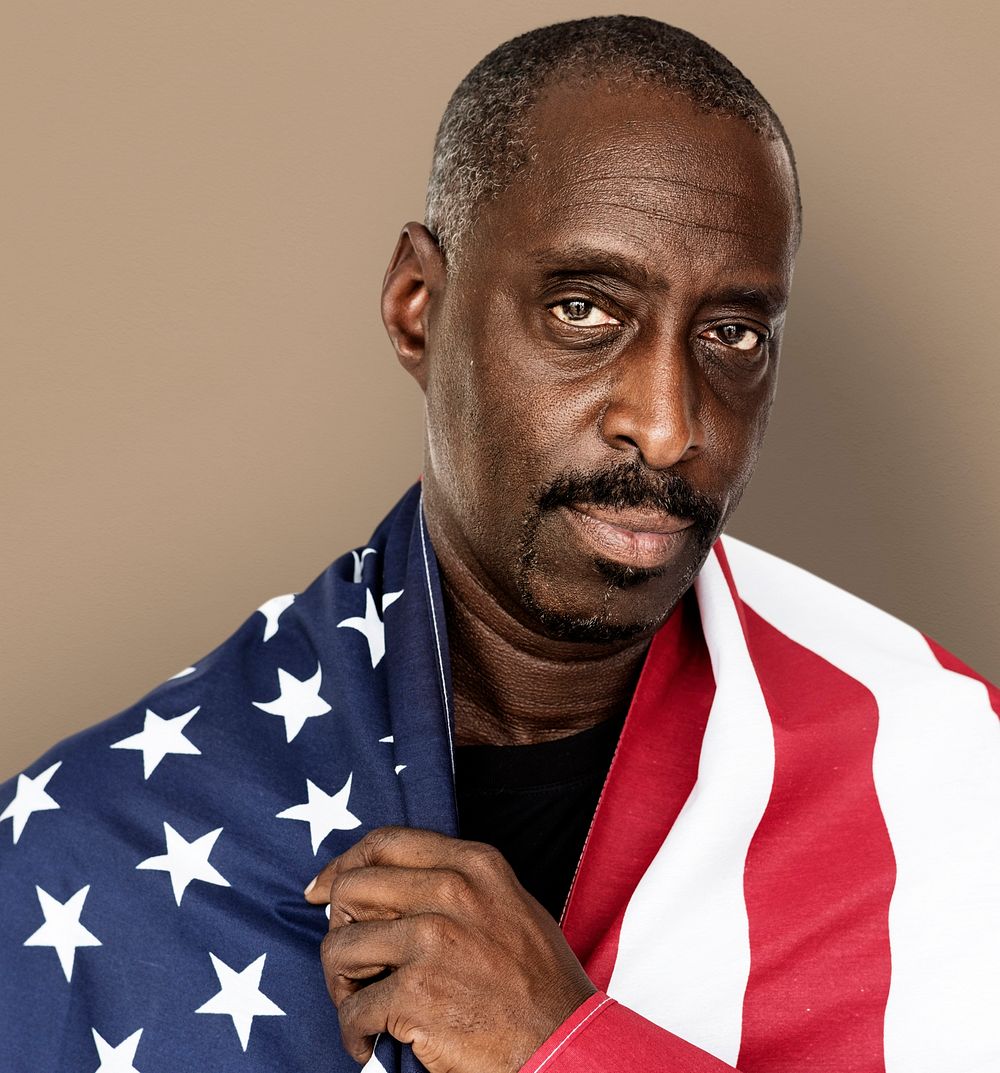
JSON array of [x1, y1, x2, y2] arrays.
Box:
[[454, 712, 626, 922]]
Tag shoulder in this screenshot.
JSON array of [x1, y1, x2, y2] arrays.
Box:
[[0, 545, 389, 1067], [0, 528, 391, 874], [1, 484, 425, 866]]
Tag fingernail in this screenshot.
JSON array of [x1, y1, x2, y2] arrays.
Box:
[[304, 876, 317, 896]]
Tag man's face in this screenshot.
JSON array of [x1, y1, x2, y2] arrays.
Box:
[[419, 78, 798, 642]]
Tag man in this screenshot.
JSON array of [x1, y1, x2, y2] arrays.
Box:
[[1, 14, 997, 1073]]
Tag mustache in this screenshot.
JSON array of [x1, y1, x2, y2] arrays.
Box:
[[535, 460, 724, 533]]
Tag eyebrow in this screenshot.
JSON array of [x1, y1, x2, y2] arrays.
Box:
[[706, 285, 788, 318], [531, 243, 788, 317], [530, 244, 662, 289]]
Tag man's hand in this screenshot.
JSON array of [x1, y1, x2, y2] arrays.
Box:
[[304, 825, 597, 1073]]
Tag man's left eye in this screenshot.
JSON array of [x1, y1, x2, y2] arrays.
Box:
[[550, 299, 620, 327], [704, 324, 766, 351]]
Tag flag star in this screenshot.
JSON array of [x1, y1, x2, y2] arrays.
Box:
[[23, 885, 101, 981], [136, 823, 230, 906], [252, 664, 331, 742], [337, 589, 403, 668], [394, 765, 407, 775], [1, 761, 62, 844], [110, 708, 201, 779], [168, 666, 196, 680], [91, 1027, 143, 1073], [379, 735, 393, 743], [276, 774, 361, 854], [257, 593, 295, 642], [196, 952, 285, 1051]]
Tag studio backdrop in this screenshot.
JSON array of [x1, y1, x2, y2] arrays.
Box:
[[2, 0, 998, 779]]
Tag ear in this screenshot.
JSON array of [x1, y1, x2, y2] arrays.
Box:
[[381, 222, 446, 392]]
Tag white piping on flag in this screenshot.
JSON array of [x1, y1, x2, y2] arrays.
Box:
[[418, 493, 455, 778]]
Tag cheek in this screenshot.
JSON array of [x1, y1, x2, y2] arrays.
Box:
[[468, 342, 608, 500], [423, 349, 539, 532], [701, 369, 777, 504], [427, 305, 584, 502]]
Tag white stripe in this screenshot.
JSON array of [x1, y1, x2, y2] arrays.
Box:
[[418, 493, 455, 778], [721, 535, 1000, 1073], [607, 549, 775, 1065]]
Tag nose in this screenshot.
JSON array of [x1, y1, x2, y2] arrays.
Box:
[[599, 331, 705, 469]]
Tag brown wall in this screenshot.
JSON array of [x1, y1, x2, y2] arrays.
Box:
[[3, 1, 997, 780]]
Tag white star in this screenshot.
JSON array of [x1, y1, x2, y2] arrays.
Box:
[[1, 761, 62, 844], [257, 593, 295, 642], [91, 1027, 143, 1072], [168, 666, 196, 680], [136, 823, 230, 906], [379, 734, 393, 743], [110, 707, 201, 779], [351, 547, 377, 583], [23, 884, 101, 981], [394, 765, 407, 775], [252, 664, 331, 742], [337, 589, 403, 668], [196, 952, 285, 1051], [276, 774, 361, 854]]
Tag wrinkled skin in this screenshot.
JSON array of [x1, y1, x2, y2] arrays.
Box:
[[306, 827, 596, 1071], [311, 77, 799, 1070]]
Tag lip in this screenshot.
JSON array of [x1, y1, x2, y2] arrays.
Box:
[[561, 503, 694, 570]]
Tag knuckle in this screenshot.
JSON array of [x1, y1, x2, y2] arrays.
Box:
[[329, 976, 356, 1009], [320, 929, 346, 973], [364, 825, 403, 854], [437, 867, 473, 908], [385, 994, 430, 1051], [465, 839, 507, 875], [328, 869, 358, 913]]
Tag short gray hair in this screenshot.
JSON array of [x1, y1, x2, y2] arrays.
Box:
[[426, 15, 800, 264]]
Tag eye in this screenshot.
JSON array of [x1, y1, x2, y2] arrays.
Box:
[[549, 299, 620, 327], [703, 323, 767, 352]]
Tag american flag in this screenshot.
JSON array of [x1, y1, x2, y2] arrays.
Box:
[[2, 483, 998, 1072], [1, 484, 456, 1072]]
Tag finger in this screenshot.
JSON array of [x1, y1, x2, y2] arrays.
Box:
[[324, 962, 390, 1016], [336, 964, 430, 1065], [319, 864, 476, 924], [321, 914, 435, 982], [334, 969, 395, 1065], [305, 826, 472, 904]]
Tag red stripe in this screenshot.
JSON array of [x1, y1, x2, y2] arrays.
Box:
[[520, 992, 741, 1073], [730, 595, 895, 1072], [559, 583, 715, 990], [923, 633, 1000, 718]]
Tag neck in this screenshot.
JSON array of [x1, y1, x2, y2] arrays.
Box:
[[428, 518, 659, 748]]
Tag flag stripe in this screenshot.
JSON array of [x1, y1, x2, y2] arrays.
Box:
[[560, 587, 714, 991], [734, 602, 894, 1072], [722, 536, 1000, 1073], [606, 547, 775, 1065]]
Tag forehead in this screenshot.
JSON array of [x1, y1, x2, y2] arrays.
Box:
[[472, 78, 798, 282]]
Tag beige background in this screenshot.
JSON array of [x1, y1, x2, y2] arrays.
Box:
[[2, 1, 997, 781]]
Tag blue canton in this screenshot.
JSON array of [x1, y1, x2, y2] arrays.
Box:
[[0, 484, 459, 1072]]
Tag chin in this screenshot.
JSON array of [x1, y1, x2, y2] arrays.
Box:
[[515, 561, 687, 644], [531, 610, 661, 644]]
